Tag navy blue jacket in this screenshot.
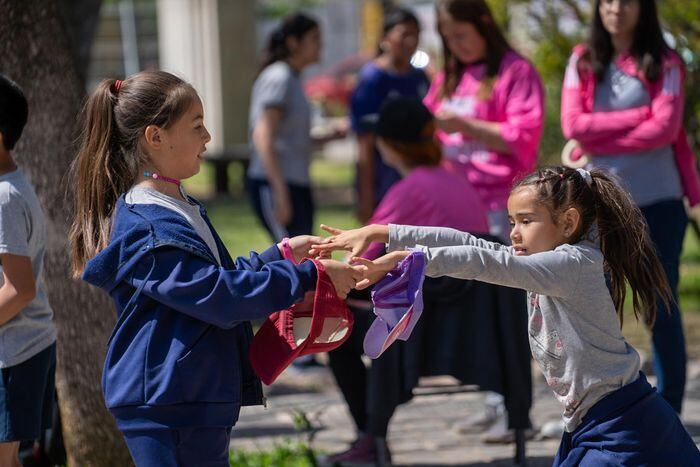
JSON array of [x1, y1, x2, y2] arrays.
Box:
[[82, 197, 317, 431]]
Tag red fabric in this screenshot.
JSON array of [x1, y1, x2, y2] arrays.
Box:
[[249, 259, 353, 384]]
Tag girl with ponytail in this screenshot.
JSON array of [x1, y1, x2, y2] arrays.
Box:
[[313, 166, 700, 465], [68, 71, 362, 466], [247, 13, 327, 244]]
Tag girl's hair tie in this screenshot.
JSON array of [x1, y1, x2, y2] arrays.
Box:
[[576, 168, 593, 186], [113, 79, 123, 94]]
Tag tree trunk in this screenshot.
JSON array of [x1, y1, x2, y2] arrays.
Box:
[[0, 1, 132, 465]]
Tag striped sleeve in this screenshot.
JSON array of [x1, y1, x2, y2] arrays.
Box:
[[662, 64, 682, 96], [563, 54, 581, 89]]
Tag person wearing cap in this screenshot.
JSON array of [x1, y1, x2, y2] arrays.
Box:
[[350, 7, 431, 224], [324, 97, 491, 464]]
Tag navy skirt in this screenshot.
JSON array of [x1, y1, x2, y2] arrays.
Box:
[[554, 372, 700, 466]]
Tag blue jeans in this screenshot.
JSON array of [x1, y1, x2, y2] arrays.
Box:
[[641, 199, 688, 413], [123, 427, 232, 467]]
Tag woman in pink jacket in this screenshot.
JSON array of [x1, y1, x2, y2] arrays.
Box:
[[425, 0, 545, 243], [423, 0, 544, 441], [561, 0, 700, 414]]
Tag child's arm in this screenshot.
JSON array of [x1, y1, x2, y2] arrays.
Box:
[[127, 248, 362, 329], [234, 235, 327, 270], [419, 244, 580, 297], [0, 254, 37, 326], [312, 224, 511, 258], [388, 224, 512, 253]]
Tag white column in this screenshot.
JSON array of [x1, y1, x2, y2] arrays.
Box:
[[156, 0, 224, 152]]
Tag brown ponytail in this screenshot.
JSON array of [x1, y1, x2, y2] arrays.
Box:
[[69, 71, 198, 277], [513, 166, 673, 328]]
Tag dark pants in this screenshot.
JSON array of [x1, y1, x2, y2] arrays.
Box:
[[0, 343, 56, 442], [328, 302, 395, 437], [246, 178, 314, 242], [642, 199, 688, 413], [554, 373, 699, 466], [123, 427, 232, 467]]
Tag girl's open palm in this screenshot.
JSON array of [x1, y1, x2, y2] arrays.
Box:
[[352, 251, 411, 290]]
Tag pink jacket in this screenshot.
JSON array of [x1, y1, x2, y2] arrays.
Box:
[[424, 50, 545, 211], [561, 44, 700, 206], [364, 166, 489, 260]]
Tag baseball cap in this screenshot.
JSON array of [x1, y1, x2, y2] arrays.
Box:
[[360, 96, 434, 142], [249, 259, 354, 385], [363, 249, 426, 359]]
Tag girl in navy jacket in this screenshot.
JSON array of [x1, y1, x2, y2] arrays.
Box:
[[69, 71, 362, 466]]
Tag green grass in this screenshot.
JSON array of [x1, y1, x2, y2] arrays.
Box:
[[229, 441, 319, 467]]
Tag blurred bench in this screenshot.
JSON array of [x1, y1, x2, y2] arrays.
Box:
[[202, 144, 251, 195]]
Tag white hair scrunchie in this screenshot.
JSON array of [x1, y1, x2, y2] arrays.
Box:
[[576, 168, 593, 186]]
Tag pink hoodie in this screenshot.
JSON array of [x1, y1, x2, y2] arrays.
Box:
[[561, 44, 700, 206], [363, 166, 489, 260], [424, 50, 545, 211]]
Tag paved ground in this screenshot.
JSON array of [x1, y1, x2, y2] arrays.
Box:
[[230, 359, 700, 466]]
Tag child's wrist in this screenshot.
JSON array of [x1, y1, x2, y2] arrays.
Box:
[[279, 237, 297, 264], [368, 224, 389, 243]]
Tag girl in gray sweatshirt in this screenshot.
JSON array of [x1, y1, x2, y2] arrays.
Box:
[[314, 166, 700, 465]]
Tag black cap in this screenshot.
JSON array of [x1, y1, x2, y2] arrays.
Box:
[[360, 96, 434, 142]]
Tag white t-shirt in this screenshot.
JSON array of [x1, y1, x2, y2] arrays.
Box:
[[125, 186, 222, 265]]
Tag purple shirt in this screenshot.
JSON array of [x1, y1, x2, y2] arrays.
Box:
[[365, 166, 489, 259], [351, 62, 431, 204]]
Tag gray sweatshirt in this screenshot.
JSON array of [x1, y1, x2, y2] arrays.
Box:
[[388, 224, 640, 432]]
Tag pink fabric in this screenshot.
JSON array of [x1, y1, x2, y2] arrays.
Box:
[[561, 44, 700, 206], [423, 50, 544, 211], [364, 166, 489, 260]]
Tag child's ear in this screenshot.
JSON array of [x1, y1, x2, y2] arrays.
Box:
[[143, 125, 162, 150], [563, 207, 581, 238]]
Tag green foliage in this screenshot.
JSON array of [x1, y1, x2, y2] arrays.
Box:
[[518, 0, 700, 158], [259, 0, 323, 19], [229, 440, 319, 467]]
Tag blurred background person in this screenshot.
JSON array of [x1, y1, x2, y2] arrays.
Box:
[[351, 7, 431, 224], [560, 0, 700, 418], [423, 0, 544, 442]]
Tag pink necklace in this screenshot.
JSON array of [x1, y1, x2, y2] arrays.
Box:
[[143, 171, 187, 199]]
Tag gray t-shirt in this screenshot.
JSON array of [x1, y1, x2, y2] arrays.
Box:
[[591, 63, 683, 207], [0, 169, 55, 368], [388, 224, 640, 432], [125, 186, 221, 265], [247, 61, 312, 186]]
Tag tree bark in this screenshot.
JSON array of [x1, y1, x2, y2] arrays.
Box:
[[58, 0, 104, 86], [0, 1, 132, 465]]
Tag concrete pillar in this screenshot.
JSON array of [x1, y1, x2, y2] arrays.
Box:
[[156, 0, 257, 152]]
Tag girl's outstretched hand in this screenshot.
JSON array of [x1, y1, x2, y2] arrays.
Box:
[[351, 250, 411, 290], [281, 235, 331, 263], [319, 259, 365, 299], [310, 224, 390, 258]]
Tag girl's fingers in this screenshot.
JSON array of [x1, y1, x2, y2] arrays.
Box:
[[349, 265, 365, 281], [355, 278, 371, 290], [349, 256, 372, 267], [320, 224, 343, 235]]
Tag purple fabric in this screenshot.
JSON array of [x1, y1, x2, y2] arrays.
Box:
[[363, 250, 426, 358]]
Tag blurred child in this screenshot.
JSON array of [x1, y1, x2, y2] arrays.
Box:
[[0, 74, 56, 467], [351, 7, 431, 223], [316, 166, 700, 465], [69, 71, 361, 466]]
